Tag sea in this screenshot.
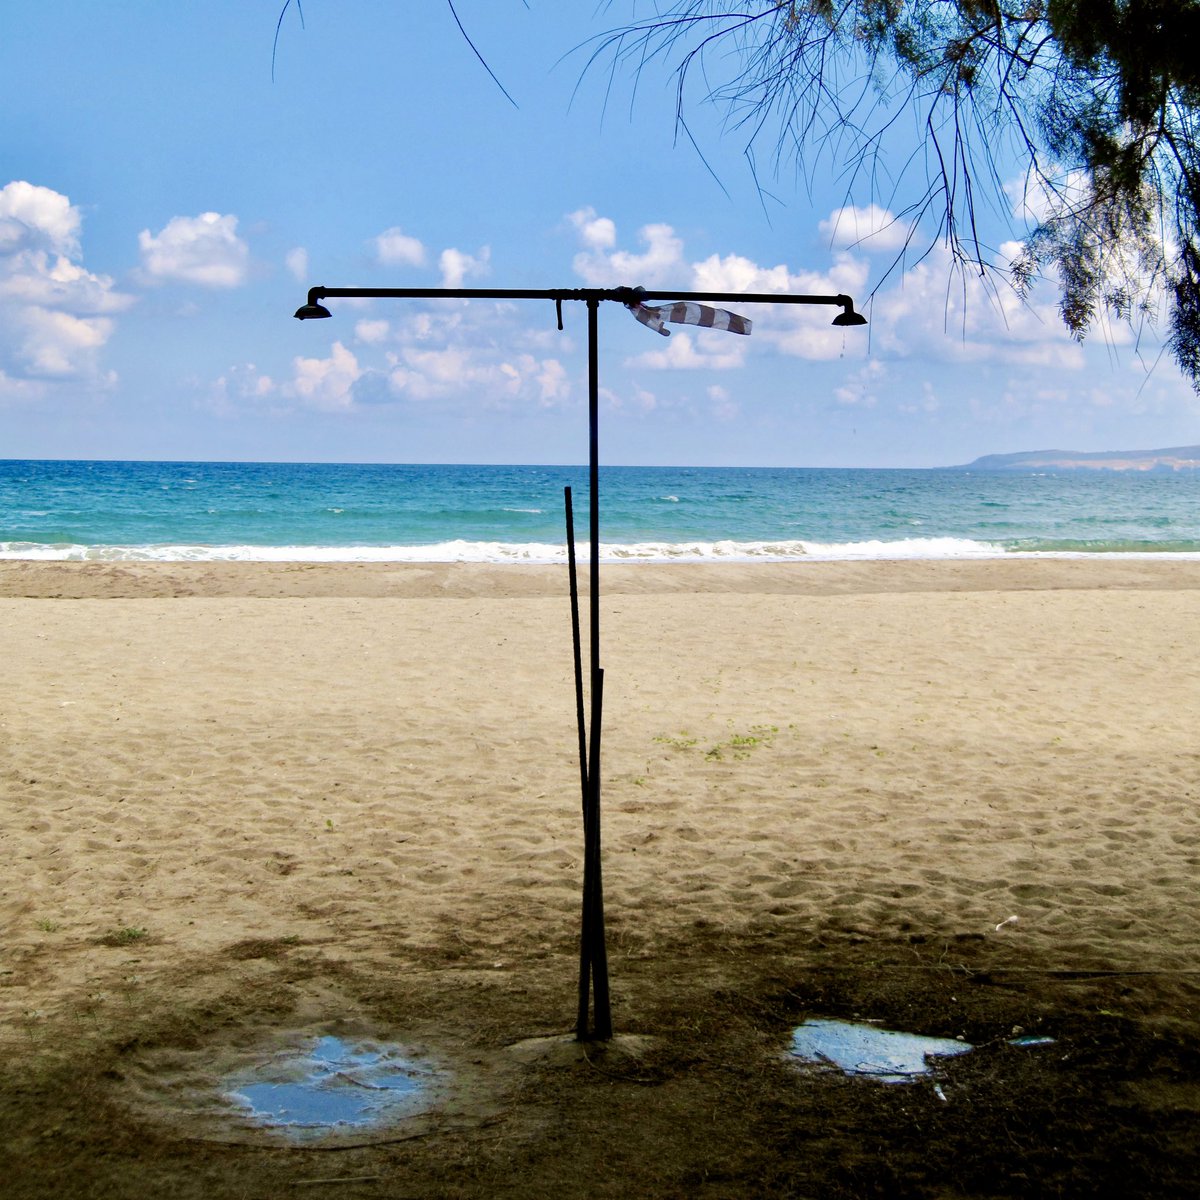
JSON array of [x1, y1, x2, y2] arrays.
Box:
[[3, 459, 1200, 563]]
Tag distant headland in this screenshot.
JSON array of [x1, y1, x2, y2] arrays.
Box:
[[955, 445, 1200, 472]]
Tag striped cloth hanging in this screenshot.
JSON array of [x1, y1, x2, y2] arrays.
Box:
[[625, 300, 752, 337]]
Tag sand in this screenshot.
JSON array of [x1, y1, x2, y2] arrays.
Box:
[[3, 556, 1198, 1039], [5, 558, 1200, 1195]]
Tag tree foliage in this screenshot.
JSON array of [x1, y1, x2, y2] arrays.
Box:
[[588, 1, 1200, 385]]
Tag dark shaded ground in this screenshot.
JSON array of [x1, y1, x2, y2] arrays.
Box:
[[5, 928, 1199, 1199]]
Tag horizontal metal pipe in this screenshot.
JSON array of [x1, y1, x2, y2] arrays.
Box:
[[306, 285, 858, 310]]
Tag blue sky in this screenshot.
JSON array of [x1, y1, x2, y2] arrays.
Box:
[[1, 1, 1196, 468]]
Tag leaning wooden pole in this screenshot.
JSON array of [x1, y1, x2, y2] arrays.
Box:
[[566, 486, 597, 1039], [564, 486, 589, 815]]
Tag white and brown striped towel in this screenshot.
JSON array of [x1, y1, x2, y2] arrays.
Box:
[[625, 301, 752, 337]]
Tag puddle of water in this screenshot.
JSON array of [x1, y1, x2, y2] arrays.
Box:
[[790, 1019, 974, 1083], [224, 1035, 436, 1131]]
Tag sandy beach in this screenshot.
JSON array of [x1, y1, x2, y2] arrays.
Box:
[[4, 558, 1199, 1196]]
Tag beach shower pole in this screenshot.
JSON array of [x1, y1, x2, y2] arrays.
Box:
[[294, 283, 866, 1042], [579, 296, 611, 1039]]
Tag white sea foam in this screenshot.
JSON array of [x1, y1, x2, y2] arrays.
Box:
[[0, 540, 567, 564], [8, 535, 1200, 564], [797, 536, 997, 560]]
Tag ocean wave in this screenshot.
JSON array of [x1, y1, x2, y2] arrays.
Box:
[[1004, 537, 1200, 554], [5, 535, 1200, 564], [0, 540, 569, 564]]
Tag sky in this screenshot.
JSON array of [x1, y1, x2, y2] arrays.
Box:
[[1, 0, 1197, 469]]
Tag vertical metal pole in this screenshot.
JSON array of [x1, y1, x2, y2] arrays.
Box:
[[588, 300, 600, 711], [576, 297, 612, 1040], [585, 670, 611, 1039], [568, 485, 594, 1041]]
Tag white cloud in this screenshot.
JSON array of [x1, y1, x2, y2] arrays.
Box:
[[691, 249, 867, 300], [1003, 172, 1171, 332], [572, 216, 685, 287], [1005, 168, 1092, 226], [385, 341, 570, 408], [208, 363, 277, 414], [285, 246, 309, 282], [632, 385, 658, 411], [285, 340, 362, 411], [872, 243, 1086, 368], [387, 346, 480, 398], [18, 308, 112, 376], [563, 206, 1113, 377], [0, 180, 80, 256], [355, 318, 390, 344], [707, 383, 739, 421], [0, 368, 44, 400], [819, 204, 910, 254], [440, 245, 490, 288], [335, 297, 574, 409], [691, 250, 869, 362], [402, 309, 464, 342], [496, 352, 571, 405], [566, 208, 873, 362], [0, 251, 128, 314], [374, 226, 426, 267], [601, 383, 660, 413], [896, 379, 941, 416], [138, 212, 249, 287], [569, 207, 616, 250], [690, 252, 792, 295], [834, 360, 886, 408], [625, 331, 746, 371], [0, 180, 130, 390], [249, 371, 275, 397], [525, 355, 569, 403]]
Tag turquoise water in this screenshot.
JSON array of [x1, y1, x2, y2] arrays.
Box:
[[3, 459, 1200, 561]]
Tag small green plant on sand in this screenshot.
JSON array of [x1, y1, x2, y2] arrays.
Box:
[[658, 724, 778, 760], [100, 926, 148, 946], [731, 732, 768, 748], [713, 724, 780, 760], [653, 732, 698, 751], [36, 919, 60, 932]]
